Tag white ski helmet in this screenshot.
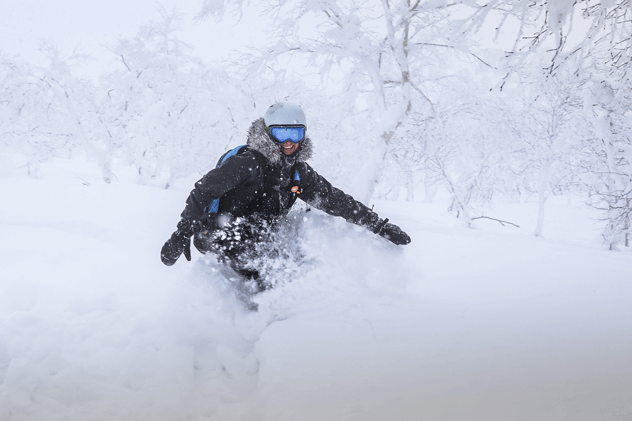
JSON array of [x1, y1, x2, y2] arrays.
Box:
[[263, 102, 307, 127]]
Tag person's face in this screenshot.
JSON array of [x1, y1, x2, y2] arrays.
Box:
[[279, 140, 299, 156]]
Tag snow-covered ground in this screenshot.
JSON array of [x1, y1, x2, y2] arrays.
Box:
[[1, 158, 631, 421]]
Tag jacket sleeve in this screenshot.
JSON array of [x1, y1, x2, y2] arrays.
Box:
[[298, 163, 378, 227], [180, 152, 260, 224]]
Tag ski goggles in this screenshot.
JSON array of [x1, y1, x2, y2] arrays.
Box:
[[268, 125, 306, 143]]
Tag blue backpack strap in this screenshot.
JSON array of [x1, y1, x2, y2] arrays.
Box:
[[216, 144, 247, 168], [205, 145, 247, 213], [287, 164, 303, 208]]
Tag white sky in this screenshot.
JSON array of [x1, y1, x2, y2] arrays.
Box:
[[0, 0, 262, 78]]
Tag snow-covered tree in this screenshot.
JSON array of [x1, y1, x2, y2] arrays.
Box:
[[465, 0, 632, 80], [101, 10, 251, 187], [0, 44, 108, 180], [415, 90, 517, 226], [581, 75, 632, 249], [507, 64, 585, 237]]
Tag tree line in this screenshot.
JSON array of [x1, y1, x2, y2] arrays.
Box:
[[1, 1, 630, 249]]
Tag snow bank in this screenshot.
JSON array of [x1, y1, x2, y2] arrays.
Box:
[[0, 165, 630, 421]]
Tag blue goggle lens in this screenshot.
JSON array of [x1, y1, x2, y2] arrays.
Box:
[[270, 126, 305, 143]]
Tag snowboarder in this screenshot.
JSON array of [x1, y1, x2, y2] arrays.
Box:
[[161, 102, 410, 285]]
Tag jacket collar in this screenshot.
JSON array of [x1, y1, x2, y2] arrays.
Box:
[[246, 118, 313, 165]]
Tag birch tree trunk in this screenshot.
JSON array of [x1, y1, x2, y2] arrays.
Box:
[[534, 159, 554, 237]]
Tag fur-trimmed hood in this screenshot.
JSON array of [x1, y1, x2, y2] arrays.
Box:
[[246, 118, 313, 165]]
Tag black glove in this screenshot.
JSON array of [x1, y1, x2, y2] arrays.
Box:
[[161, 220, 193, 266], [372, 218, 411, 245]]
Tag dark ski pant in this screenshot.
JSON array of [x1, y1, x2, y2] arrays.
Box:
[[193, 216, 275, 290]]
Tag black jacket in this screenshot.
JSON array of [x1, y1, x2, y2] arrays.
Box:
[[180, 118, 378, 231]]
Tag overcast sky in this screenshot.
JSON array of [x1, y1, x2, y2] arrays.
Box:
[[1, 0, 261, 78]]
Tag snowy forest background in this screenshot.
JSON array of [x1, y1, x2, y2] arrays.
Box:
[[2, 2, 632, 421], [2, 0, 632, 250]]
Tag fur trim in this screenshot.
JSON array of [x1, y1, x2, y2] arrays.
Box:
[[247, 118, 313, 165]]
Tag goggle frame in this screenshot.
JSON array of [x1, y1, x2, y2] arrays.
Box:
[[267, 125, 306, 143]]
